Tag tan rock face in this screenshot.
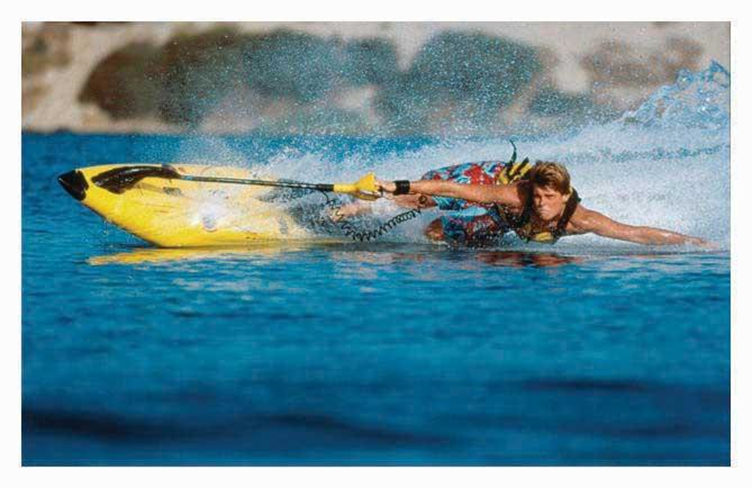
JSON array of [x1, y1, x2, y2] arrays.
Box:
[[22, 23, 73, 78], [581, 37, 704, 109], [22, 23, 73, 119]]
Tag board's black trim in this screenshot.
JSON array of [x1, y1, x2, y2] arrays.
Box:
[[57, 170, 89, 201], [91, 165, 182, 194]]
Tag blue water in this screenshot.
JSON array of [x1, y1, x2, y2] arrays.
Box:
[[22, 64, 730, 466]]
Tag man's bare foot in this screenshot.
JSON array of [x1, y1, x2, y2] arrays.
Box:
[[424, 219, 445, 242], [689, 238, 720, 250]]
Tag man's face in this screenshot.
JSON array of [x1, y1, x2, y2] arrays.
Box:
[[532, 184, 568, 221]]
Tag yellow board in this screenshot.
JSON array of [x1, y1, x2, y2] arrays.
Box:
[[60, 164, 336, 247]]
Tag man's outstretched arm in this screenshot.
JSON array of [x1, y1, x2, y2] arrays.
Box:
[[377, 179, 522, 206], [574, 208, 713, 247]]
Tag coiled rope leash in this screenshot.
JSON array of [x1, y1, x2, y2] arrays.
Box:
[[318, 191, 429, 242]]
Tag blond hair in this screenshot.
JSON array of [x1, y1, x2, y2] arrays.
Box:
[[528, 161, 571, 194]]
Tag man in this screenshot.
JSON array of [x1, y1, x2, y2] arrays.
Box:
[[342, 159, 713, 247]]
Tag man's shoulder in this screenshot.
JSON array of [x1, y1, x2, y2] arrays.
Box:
[[566, 205, 599, 233], [500, 181, 527, 206]]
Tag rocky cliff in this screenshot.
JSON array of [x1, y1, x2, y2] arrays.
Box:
[[22, 22, 729, 135]]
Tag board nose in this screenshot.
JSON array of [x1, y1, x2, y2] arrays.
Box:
[[58, 170, 89, 201]]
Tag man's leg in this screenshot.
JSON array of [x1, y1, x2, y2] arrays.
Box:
[[425, 212, 508, 246]]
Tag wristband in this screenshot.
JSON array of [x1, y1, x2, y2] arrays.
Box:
[[393, 180, 411, 195]]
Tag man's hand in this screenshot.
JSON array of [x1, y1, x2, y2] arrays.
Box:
[[686, 237, 720, 250]]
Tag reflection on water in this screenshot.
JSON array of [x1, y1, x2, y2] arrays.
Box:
[[88, 243, 307, 266], [90, 244, 585, 270], [473, 251, 582, 268]]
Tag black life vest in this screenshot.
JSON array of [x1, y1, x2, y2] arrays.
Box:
[[494, 156, 580, 244]]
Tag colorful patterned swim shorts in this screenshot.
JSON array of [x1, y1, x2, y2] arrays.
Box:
[[420, 161, 511, 245]]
